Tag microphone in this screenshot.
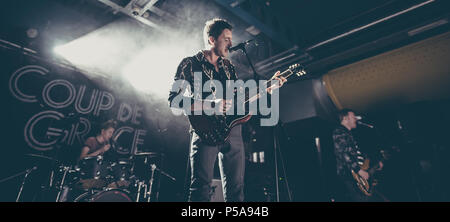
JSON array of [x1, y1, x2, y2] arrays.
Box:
[[355, 116, 374, 128], [228, 39, 254, 52], [109, 139, 117, 147]]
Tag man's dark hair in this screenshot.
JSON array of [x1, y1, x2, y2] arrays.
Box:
[[337, 108, 354, 122], [100, 119, 117, 131], [203, 18, 233, 47]]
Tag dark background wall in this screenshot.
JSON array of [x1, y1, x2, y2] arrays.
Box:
[[0, 46, 168, 201], [1, 0, 450, 202]]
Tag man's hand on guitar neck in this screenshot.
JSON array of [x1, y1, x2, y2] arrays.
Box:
[[267, 71, 287, 94], [358, 169, 369, 180]]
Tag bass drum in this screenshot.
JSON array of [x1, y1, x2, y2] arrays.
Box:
[[74, 189, 133, 202]]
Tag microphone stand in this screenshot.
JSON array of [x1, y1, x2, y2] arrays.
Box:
[[273, 121, 293, 202], [235, 44, 292, 201], [240, 46, 262, 81]]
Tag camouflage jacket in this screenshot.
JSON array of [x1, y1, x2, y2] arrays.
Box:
[[168, 51, 238, 110], [333, 125, 364, 178]]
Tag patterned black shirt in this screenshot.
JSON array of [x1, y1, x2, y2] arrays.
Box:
[[333, 125, 364, 178], [168, 51, 238, 111]]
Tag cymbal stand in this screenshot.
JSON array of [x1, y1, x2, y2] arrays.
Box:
[[135, 180, 145, 202], [0, 166, 37, 202], [153, 165, 176, 182], [146, 164, 157, 202], [0, 167, 34, 184], [146, 164, 176, 202], [14, 166, 37, 202], [55, 165, 70, 202]]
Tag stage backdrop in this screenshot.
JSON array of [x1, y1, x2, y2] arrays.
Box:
[[1, 46, 160, 181]]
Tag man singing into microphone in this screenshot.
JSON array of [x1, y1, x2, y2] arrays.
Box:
[[168, 18, 285, 201], [332, 109, 383, 201]]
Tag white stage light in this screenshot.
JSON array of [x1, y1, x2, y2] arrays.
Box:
[[54, 33, 125, 69], [53, 19, 201, 99], [122, 44, 195, 97]]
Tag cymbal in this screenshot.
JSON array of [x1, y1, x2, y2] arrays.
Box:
[[134, 152, 158, 156], [25, 153, 56, 161]]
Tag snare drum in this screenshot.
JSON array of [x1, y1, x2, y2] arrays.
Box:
[[108, 159, 133, 189], [76, 156, 110, 189], [111, 160, 132, 181]]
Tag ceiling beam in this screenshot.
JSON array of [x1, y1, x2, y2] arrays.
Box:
[[214, 0, 294, 49], [97, 0, 163, 30]]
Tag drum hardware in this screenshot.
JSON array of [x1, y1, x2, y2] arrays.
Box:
[[2, 153, 59, 202], [16, 166, 38, 202], [49, 169, 54, 188], [129, 165, 156, 202], [25, 153, 56, 161], [134, 152, 159, 156], [146, 164, 157, 202], [152, 164, 176, 182], [108, 159, 133, 188], [55, 165, 71, 202], [134, 180, 146, 202], [74, 189, 132, 202], [132, 169, 153, 202], [36, 163, 79, 202], [8, 150, 174, 202], [0, 166, 38, 202], [131, 163, 176, 202], [76, 155, 111, 190], [14, 153, 77, 202]]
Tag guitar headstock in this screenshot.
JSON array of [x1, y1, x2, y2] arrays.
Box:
[[288, 63, 307, 77]]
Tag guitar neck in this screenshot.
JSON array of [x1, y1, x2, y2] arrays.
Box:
[[368, 161, 382, 175], [245, 68, 297, 104]]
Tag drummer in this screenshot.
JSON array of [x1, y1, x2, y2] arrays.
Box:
[[79, 120, 117, 160]]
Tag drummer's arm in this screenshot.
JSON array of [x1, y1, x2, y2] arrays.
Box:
[[79, 146, 90, 160], [79, 146, 104, 159]]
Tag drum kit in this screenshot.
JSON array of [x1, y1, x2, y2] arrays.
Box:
[[1, 150, 175, 202]]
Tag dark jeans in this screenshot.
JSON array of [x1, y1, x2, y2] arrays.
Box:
[[189, 125, 245, 202]]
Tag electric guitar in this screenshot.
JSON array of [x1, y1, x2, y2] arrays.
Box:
[[188, 64, 306, 145], [351, 149, 392, 197], [351, 159, 382, 196]]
